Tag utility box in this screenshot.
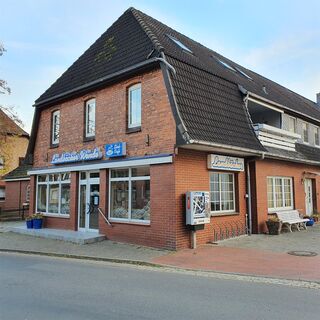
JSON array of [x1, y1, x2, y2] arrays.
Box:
[[186, 191, 210, 225]]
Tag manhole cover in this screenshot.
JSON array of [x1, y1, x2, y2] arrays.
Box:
[[287, 251, 317, 257]]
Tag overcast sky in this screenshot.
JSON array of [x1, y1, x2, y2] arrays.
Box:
[[1, 0, 320, 133]]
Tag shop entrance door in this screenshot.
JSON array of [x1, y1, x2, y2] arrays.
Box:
[[78, 171, 100, 232], [304, 178, 313, 216]]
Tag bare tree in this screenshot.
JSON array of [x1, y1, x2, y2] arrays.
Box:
[[0, 42, 11, 95]]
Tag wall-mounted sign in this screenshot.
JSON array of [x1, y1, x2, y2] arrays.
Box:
[[207, 154, 244, 172], [51, 147, 103, 165], [105, 142, 126, 158]]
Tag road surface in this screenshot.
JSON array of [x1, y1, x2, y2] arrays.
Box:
[[0, 253, 319, 320]]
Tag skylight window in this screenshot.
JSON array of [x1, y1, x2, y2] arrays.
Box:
[[167, 35, 192, 53], [216, 58, 237, 72], [235, 67, 253, 80]]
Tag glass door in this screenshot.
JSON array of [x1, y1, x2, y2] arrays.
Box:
[[78, 171, 100, 232]]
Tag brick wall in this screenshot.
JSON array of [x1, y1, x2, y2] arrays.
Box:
[[33, 68, 176, 168], [252, 158, 320, 233], [4, 180, 30, 210], [174, 149, 247, 249]]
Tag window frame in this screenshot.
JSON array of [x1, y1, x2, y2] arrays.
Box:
[[108, 166, 150, 224], [51, 110, 60, 146], [84, 98, 96, 139], [127, 83, 142, 130], [210, 172, 236, 215], [314, 126, 320, 146], [288, 116, 297, 134], [302, 121, 309, 143], [36, 173, 71, 217], [267, 176, 294, 213]]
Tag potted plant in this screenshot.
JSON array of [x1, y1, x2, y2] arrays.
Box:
[[25, 216, 33, 229], [304, 216, 315, 226], [266, 216, 282, 235], [33, 213, 44, 229]]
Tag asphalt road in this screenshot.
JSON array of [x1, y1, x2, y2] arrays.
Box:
[[0, 253, 319, 320]]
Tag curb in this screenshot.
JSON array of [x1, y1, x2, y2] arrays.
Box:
[[1, 248, 320, 289]]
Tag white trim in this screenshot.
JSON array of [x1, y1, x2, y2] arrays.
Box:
[[28, 155, 173, 175], [43, 213, 70, 219], [4, 177, 30, 182], [128, 83, 142, 129], [248, 97, 284, 113], [85, 98, 96, 138]]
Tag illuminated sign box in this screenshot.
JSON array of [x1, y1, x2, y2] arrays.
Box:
[[207, 154, 244, 171], [105, 142, 126, 158]]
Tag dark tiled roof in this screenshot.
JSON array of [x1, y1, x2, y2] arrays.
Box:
[[266, 143, 320, 163], [4, 163, 31, 180], [0, 109, 29, 137], [33, 8, 320, 155]]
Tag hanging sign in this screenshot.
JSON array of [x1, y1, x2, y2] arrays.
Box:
[[207, 154, 244, 171], [51, 147, 103, 165], [105, 142, 126, 158]]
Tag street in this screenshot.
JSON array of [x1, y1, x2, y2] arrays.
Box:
[[0, 253, 319, 320]]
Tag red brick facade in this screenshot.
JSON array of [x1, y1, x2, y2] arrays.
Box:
[[2, 180, 30, 210]]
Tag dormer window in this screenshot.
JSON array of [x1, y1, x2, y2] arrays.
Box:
[[85, 99, 96, 138], [128, 84, 141, 129], [51, 110, 60, 145], [314, 126, 319, 146], [167, 34, 192, 53], [288, 116, 297, 133], [302, 121, 309, 143]]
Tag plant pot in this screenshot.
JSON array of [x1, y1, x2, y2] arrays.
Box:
[[306, 218, 314, 226], [26, 220, 33, 229], [266, 221, 282, 235], [33, 218, 43, 229]]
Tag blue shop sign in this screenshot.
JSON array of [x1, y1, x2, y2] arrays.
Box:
[[51, 147, 103, 165], [105, 142, 126, 158]]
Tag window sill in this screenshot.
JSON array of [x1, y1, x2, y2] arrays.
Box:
[[126, 126, 141, 134], [268, 208, 293, 214], [109, 219, 150, 226], [50, 144, 59, 149], [83, 136, 95, 142], [42, 213, 70, 219], [211, 211, 239, 217]]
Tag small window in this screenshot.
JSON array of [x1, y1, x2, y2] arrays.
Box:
[[26, 184, 30, 203], [302, 122, 309, 143], [128, 84, 141, 129], [85, 99, 96, 138], [52, 110, 60, 145], [314, 126, 319, 146], [0, 156, 4, 170], [288, 116, 297, 133], [0, 186, 5, 201], [235, 67, 253, 80], [215, 57, 237, 72], [167, 34, 192, 53]]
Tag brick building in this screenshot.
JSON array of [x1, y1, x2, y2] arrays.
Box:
[[26, 8, 320, 249]]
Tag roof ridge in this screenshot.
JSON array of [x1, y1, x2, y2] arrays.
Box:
[[130, 8, 164, 53]]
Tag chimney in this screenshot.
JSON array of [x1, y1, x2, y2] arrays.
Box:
[[317, 92, 320, 106]]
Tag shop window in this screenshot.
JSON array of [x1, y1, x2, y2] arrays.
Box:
[[85, 99, 96, 138], [0, 186, 5, 201], [51, 110, 60, 145], [267, 177, 293, 212], [128, 84, 141, 129], [109, 166, 150, 222], [210, 172, 235, 213], [36, 173, 71, 215]]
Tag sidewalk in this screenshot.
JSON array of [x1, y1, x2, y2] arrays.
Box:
[[1, 221, 320, 282]]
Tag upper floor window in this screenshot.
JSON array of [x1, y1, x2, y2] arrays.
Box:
[[288, 116, 296, 133], [302, 121, 309, 143], [128, 84, 141, 129], [51, 110, 60, 145], [314, 126, 320, 146], [85, 99, 96, 138]]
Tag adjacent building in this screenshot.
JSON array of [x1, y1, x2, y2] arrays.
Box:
[[0, 109, 29, 211], [26, 8, 320, 249]]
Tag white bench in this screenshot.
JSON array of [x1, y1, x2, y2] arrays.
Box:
[[276, 210, 309, 232]]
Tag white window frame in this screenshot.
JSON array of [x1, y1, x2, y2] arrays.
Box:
[[288, 116, 297, 133], [128, 84, 142, 129], [36, 173, 71, 217], [85, 99, 96, 138], [0, 186, 5, 201], [108, 166, 150, 224], [210, 172, 236, 214], [52, 110, 60, 145], [302, 121, 309, 143], [267, 176, 293, 213]]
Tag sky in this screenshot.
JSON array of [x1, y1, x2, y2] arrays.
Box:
[[1, 0, 320, 133]]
